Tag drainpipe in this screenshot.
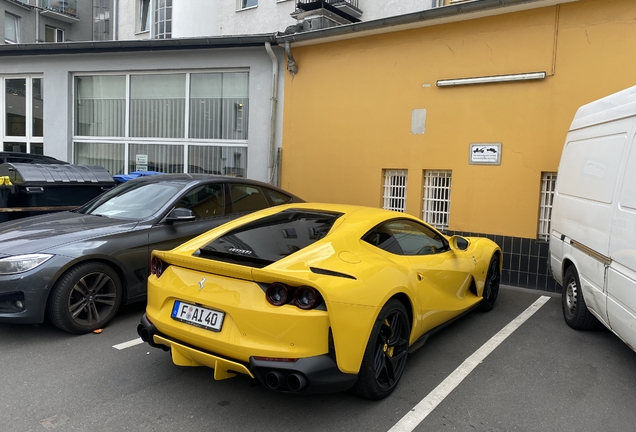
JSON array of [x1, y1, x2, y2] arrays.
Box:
[[35, 0, 39, 42], [265, 42, 279, 185], [285, 41, 298, 78]]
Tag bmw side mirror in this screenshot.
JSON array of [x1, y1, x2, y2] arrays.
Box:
[[166, 208, 195, 223], [449, 235, 470, 251]]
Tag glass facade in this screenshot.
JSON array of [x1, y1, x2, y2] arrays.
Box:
[[73, 71, 250, 176]]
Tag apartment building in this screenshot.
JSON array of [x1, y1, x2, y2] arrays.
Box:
[[117, 0, 441, 40], [2, 0, 112, 44]]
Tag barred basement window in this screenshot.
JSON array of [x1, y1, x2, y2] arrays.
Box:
[[423, 170, 452, 231], [383, 169, 407, 212], [538, 172, 557, 241]]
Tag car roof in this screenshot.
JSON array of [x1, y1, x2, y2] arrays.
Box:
[[0, 151, 68, 164], [124, 173, 303, 197]]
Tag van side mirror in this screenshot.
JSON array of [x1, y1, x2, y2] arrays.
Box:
[[449, 235, 470, 251], [166, 207, 195, 223]]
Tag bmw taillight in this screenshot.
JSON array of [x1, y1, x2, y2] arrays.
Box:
[[151, 256, 168, 278], [265, 283, 323, 310]]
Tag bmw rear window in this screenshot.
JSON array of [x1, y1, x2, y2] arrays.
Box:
[[196, 209, 343, 267]]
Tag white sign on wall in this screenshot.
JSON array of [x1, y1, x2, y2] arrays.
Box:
[[469, 143, 502, 165], [135, 154, 148, 172]]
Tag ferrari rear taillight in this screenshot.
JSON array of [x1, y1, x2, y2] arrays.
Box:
[[151, 256, 168, 278], [265, 283, 323, 310], [265, 282, 290, 306], [294, 286, 321, 310]]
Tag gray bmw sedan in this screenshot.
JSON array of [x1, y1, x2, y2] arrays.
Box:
[[0, 174, 303, 334]]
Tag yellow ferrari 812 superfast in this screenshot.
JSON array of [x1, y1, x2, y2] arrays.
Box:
[[138, 203, 501, 400]]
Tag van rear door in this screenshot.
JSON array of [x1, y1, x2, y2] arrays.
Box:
[[607, 136, 636, 348]]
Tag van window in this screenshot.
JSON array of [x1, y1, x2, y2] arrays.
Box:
[[558, 134, 626, 203]]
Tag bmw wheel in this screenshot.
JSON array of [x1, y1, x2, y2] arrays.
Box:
[[47, 262, 122, 334], [353, 299, 410, 400], [562, 265, 597, 330], [479, 254, 500, 311]]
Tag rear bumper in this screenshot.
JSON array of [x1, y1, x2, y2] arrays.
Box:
[[138, 313, 357, 394]]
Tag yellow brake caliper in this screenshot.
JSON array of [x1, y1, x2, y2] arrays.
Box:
[[384, 319, 395, 357]]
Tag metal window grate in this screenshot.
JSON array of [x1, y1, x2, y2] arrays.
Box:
[[423, 170, 452, 230], [538, 172, 557, 241], [383, 169, 407, 212]]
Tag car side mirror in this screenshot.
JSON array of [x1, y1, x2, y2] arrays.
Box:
[[166, 208, 196, 223], [449, 235, 470, 251]]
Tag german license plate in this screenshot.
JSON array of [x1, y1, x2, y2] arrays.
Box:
[[171, 301, 225, 332]]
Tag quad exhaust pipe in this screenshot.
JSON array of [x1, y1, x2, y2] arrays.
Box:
[[286, 373, 307, 392], [137, 315, 169, 351], [264, 371, 308, 392]]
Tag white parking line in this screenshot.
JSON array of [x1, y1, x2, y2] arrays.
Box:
[[113, 338, 144, 350], [389, 295, 551, 432]]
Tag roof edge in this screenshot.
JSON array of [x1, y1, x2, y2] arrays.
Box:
[[0, 34, 279, 57], [276, 0, 578, 46]]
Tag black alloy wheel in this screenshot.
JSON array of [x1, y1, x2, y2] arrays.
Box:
[[353, 299, 410, 400], [480, 254, 501, 311], [47, 262, 122, 334]]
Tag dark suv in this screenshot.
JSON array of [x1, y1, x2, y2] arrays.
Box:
[[0, 152, 68, 165]]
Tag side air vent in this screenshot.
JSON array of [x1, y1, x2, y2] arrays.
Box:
[[310, 267, 356, 280]]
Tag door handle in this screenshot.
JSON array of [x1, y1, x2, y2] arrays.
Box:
[[417, 272, 424, 282]]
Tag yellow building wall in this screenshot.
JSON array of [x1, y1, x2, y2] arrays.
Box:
[[281, 0, 636, 239]]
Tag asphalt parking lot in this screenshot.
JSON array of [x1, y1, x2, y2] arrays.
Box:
[[2, 285, 636, 432]]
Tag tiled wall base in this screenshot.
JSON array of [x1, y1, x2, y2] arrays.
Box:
[[445, 230, 561, 293]]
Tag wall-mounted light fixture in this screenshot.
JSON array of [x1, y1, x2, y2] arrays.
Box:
[[435, 72, 546, 87]]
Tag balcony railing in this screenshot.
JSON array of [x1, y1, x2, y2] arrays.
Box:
[[295, 0, 362, 19], [41, 0, 78, 18], [297, 0, 358, 7]]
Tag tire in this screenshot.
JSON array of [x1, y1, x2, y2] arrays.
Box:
[[47, 262, 123, 334], [562, 265, 598, 330], [479, 254, 500, 312], [352, 299, 410, 400]]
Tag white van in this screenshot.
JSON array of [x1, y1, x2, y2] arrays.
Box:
[[550, 85, 636, 351]]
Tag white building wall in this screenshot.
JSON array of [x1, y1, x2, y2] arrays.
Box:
[[117, 0, 436, 40], [173, 0, 219, 38], [117, 0, 151, 40], [0, 45, 285, 183]]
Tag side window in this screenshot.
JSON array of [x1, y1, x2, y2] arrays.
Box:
[[177, 184, 224, 219], [264, 188, 293, 206], [362, 225, 403, 255], [364, 220, 447, 255], [228, 184, 270, 214]]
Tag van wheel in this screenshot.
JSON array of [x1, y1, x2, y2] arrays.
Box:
[[562, 266, 598, 330]]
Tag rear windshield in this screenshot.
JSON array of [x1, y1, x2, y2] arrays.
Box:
[[196, 209, 343, 267]]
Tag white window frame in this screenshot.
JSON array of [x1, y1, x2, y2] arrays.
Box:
[[383, 169, 408, 213], [538, 172, 557, 241], [152, 0, 172, 39], [236, 0, 258, 11], [422, 170, 452, 231], [2, 75, 45, 154], [72, 70, 250, 175], [45, 25, 65, 42], [138, 0, 150, 33], [5, 13, 19, 44]]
